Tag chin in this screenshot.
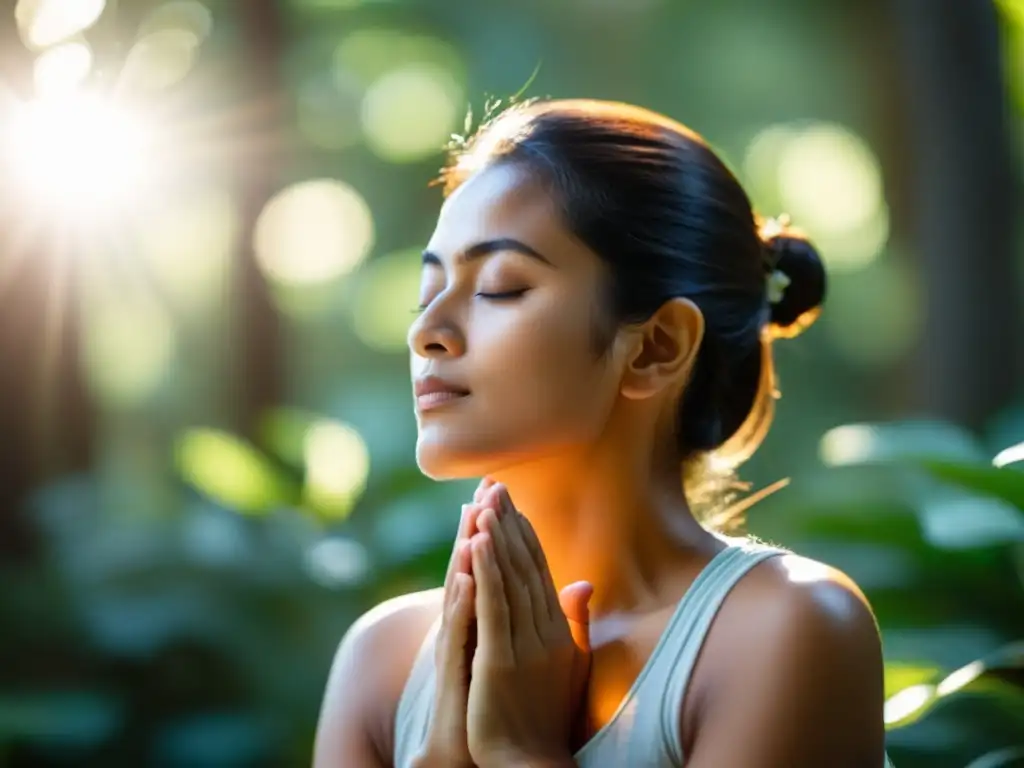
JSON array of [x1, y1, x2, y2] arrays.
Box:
[[414, 427, 518, 481], [415, 440, 490, 481]]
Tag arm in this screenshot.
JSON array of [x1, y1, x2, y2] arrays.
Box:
[[313, 591, 442, 768], [686, 568, 887, 767]]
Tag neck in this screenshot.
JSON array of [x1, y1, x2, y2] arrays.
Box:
[[488, 434, 721, 616]]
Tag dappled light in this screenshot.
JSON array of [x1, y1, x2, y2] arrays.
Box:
[[15, 0, 106, 49], [120, 28, 202, 92], [303, 419, 370, 518], [254, 179, 375, 286], [176, 430, 298, 514], [362, 63, 465, 162], [744, 122, 889, 274], [305, 536, 372, 587]]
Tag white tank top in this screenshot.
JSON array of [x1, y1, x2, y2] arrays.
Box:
[[392, 539, 894, 766]]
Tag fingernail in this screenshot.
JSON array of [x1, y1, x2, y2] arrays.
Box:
[[460, 504, 469, 523]]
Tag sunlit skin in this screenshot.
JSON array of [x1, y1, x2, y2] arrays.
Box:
[[413, 163, 720, 618], [313, 162, 887, 767]]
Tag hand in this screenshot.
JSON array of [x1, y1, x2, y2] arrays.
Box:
[[416, 484, 490, 768], [466, 484, 593, 768]]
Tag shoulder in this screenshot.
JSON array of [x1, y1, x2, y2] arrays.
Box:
[[684, 552, 887, 764], [347, 586, 446, 647], [313, 588, 444, 766], [741, 551, 881, 645]]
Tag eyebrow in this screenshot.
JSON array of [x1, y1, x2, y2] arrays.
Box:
[[421, 238, 555, 268]]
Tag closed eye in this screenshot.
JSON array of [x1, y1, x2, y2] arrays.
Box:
[[476, 289, 529, 301], [412, 288, 529, 313]]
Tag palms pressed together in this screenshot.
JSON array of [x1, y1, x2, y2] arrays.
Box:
[[417, 481, 593, 768]]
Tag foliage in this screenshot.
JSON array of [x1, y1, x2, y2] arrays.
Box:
[[750, 420, 1024, 767], [1, 417, 1021, 766]]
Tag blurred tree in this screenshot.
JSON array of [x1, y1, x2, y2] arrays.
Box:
[[0, 11, 94, 563], [891, 0, 1022, 430], [233, 0, 290, 440]]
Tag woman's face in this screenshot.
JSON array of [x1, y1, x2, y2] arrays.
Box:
[[409, 163, 626, 479]]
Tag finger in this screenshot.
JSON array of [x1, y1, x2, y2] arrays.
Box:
[[473, 477, 496, 503], [471, 531, 513, 665], [435, 572, 474, 722], [558, 581, 594, 653], [501, 508, 550, 645], [517, 511, 560, 621], [478, 507, 532, 640], [443, 504, 480, 610], [484, 481, 517, 519]]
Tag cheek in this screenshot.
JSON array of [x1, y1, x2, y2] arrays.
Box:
[[416, 300, 620, 478]]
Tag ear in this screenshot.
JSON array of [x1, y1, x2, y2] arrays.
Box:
[[619, 298, 704, 401]]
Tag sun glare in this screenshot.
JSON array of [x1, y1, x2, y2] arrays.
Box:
[[3, 91, 158, 219]]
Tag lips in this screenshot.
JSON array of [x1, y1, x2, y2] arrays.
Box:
[[414, 376, 470, 412]]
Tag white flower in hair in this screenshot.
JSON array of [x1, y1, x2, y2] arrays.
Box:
[[761, 213, 793, 305], [766, 269, 791, 305]]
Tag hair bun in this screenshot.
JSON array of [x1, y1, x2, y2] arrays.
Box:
[[759, 218, 826, 339]]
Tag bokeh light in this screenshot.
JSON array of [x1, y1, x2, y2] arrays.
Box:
[[83, 297, 176, 407], [350, 248, 422, 352], [743, 122, 889, 273], [304, 537, 372, 588], [303, 420, 370, 518], [254, 179, 375, 286], [33, 40, 93, 96], [177, 430, 294, 514], [334, 28, 465, 162], [139, 1, 213, 40], [15, 0, 106, 49], [361, 64, 464, 162], [120, 28, 202, 92]]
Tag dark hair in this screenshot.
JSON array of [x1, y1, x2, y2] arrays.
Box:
[[441, 99, 825, 477]]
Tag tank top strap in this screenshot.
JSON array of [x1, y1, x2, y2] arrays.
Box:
[[393, 617, 441, 768], [653, 540, 789, 764]]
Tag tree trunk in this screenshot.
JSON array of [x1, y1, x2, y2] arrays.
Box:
[[890, 0, 1022, 431], [233, 0, 289, 438]]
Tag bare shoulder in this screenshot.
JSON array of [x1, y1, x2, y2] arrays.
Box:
[[684, 552, 887, 765], [348, 586, 446, 644], [743, 552, 880, 637], [313, 588, 445, 767]]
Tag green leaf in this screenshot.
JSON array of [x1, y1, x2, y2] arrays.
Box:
[[994, 442, 1024, 469], [965, 745, 1024, 768], [0, 692, 123, 747], [175, 430, 300, 514], [884, 662, 942, 698], [820, 420, 986, 467], [885, 641, 1024, 729], [918, 493, 1024, 550], [920, 460, 1024, 512]]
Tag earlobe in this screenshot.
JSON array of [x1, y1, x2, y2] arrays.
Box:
[[620, 298, 703, 400]]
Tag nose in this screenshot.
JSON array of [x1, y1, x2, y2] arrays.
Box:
[[408, 301, 466, 359]]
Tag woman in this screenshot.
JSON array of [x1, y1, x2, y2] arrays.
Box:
[[314, 99, 892, 767]]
